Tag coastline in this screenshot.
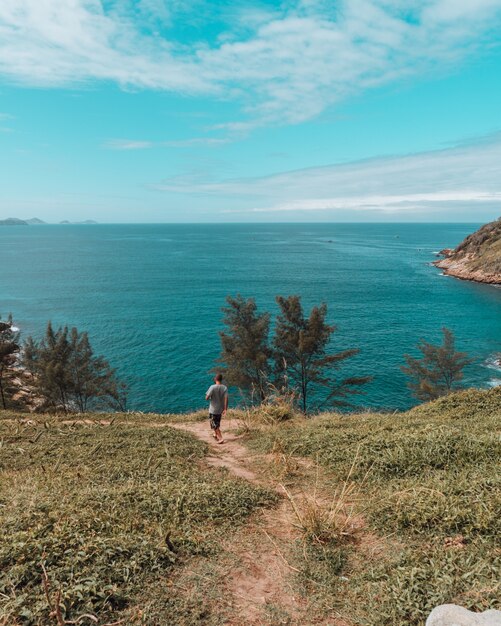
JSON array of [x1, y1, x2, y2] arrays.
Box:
[[433, 251, 501, 285]]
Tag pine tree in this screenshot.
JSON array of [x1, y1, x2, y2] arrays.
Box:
[[401, 327, 474, 401], [23, 322, 126, 413], [273, 295, 370, 414], [0, 315, 20, 409], [217, 295, 271, 402]]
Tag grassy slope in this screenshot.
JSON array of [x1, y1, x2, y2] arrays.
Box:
[[1, 388, 500, 625], [453, 218, 501, 274], [247, 387, 501, 624], [0, 413, 275, 625]]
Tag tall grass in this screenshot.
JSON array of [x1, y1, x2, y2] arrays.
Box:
[[0, 414, 276, 625], [248, 387, 501, 624]]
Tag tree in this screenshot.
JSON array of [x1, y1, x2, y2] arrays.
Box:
[[217, 295, 271, 402], [401, 327, 474, 402], [0, 315, 20, 409], [23, 322, 127, 413], [273, 295, 370, 414]]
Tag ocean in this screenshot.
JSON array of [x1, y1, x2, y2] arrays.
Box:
[[1, 223, 499, 412]]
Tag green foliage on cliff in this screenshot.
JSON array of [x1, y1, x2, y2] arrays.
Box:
[[0, 316, 20, 409], [452, 217, 501, 274], [401, 327, 474, 401], [23, 322, 127, 413], [217, 294, 370, 413]]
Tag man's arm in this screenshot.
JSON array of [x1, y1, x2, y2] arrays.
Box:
[[205, 387, 212, 401], [222, 391, 229, 415]]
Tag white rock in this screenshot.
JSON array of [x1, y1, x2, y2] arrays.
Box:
[[426, 605, 501, 626]]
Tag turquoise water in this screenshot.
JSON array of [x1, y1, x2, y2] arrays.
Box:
[[1, 223, 499, 412]]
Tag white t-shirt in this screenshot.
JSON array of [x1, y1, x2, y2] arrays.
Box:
[[206, 384, 228, 414]]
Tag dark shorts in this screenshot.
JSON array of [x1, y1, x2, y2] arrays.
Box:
[[209, 413, 221, 430]]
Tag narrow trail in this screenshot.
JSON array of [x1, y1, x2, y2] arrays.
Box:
[[170, 420, 309, 625], [170, 420, 260, 483]]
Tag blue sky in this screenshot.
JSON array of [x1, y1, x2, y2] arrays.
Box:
[[1, 0, 501, 223]]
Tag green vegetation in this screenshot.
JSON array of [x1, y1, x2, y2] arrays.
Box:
[[247, 386, 501, 624], [453, 216, 501, 274], [217, 294, 271, 401], [23, 323, 127, 413], [2, 388, 499, 625], [273, 295, 371, 413], [0, 316, 20, 409], [0, 413, 276, 625], [402, 327, 473, 401], [217, 294, 370, 413]]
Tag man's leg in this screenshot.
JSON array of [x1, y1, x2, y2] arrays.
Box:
[[214, 414, 224, 443], [209, 414, 217, 438], [210, 414, 223, 441]]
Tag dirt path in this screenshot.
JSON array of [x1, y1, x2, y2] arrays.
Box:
[[170, 420, 261, 483], [170, 420, 310, 625]]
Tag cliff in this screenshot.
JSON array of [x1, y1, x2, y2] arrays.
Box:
[[434, 218, 501, 285]]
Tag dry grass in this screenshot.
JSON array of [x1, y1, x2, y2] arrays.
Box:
[[269, 439, 301, 481], [0, 413, 276, 625], [2, 387, 500, 625], [248, 387, 501, 624], [281, 454, 365, 546]]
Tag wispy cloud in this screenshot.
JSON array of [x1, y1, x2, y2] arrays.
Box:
[[104, 139, 154, 150], [0, 111, 14, 132], [232, 191, 501, 213], [104, 137, 230, 150], [154, 132, 501, 216], [1, 1, 501, 129]]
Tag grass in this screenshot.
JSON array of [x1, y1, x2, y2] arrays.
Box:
[[1, 387, 500, 625], [0, 412, 276, 625], [247, 387, 501, 624], [453, 217, 501, 274]]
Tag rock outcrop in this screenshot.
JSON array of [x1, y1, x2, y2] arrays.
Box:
[[433, 218, 501, 285], [426, 604, 501, 625]]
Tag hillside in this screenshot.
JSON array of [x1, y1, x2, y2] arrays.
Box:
[[434, 218, 501, 284], [0, 217, 28, 226], [1, 387, 500, 625]]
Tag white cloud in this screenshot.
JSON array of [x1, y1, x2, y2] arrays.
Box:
[[104, 139, 154, 150], [104, 137, 229, 149], [0, 0, 501, 128], [235, 191, 501, 213], [154, 133, 501, 215]]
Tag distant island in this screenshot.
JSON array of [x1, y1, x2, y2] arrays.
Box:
[[434, 218, 501, 285], [59, 220, 98, 225], [0, 217, 29, 226], [0, 217, 98, 226]]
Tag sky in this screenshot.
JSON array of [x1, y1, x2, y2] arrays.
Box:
[[1, 0, 501, 223]]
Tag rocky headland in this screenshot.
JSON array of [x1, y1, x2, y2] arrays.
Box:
[[433, 218, 501, 285]]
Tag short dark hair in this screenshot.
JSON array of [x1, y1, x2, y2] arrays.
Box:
[[215, 373, 223, 382]]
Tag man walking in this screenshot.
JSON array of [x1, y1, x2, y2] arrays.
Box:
[[205, 373, 228, 444]]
